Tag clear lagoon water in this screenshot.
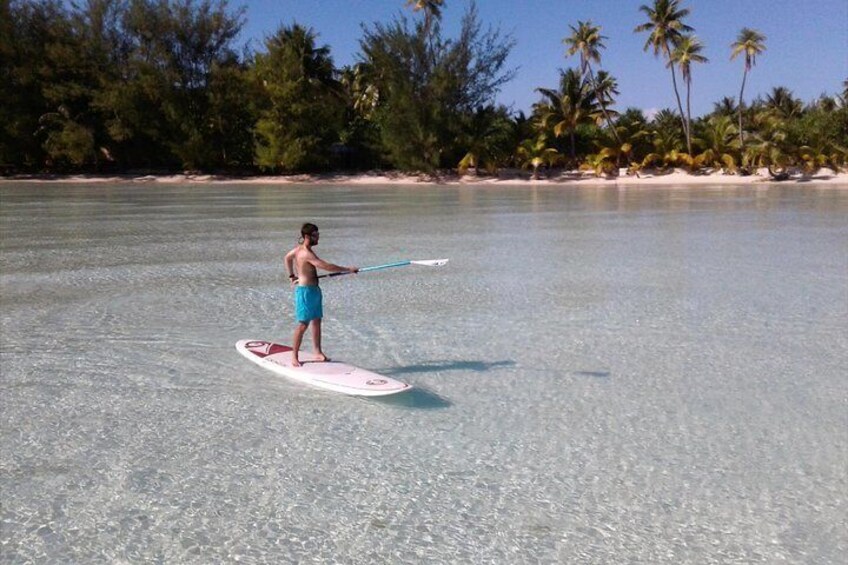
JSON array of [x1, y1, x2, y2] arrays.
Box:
[[1, 182, 846, 563]]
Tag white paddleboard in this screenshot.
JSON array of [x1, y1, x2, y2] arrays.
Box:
[[235, 340, 412, 397]]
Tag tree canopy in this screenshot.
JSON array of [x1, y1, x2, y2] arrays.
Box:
[[1, 0, 844, 177]]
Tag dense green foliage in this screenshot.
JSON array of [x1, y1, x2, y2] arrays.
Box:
[[359, 3, 514, 171], [1, 0, 253, 171], [1, 0, 845, 176], [252, 24, 344, 172]]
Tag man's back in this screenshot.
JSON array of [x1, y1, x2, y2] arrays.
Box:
[[292, 245, 319, 286]]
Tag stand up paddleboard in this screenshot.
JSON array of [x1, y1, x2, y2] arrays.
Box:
[[235, 340, 411, 396]]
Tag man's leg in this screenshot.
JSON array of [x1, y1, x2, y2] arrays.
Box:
[[292, 321, 308, 367], [311, 318, 329, 362]]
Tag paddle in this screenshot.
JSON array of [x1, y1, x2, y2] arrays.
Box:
[[318, 258, 449, 279]]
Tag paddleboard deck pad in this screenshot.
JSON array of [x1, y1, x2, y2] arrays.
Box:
[[235, 340, 411, 396]]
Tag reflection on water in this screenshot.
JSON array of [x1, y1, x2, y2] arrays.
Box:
[[2, 182, 847, 563]]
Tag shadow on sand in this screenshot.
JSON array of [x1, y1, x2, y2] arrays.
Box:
[[367, 359, 516, 409], [571, 370, 611, 378], [377, 359, 515, 376], [370, 386, 452, 409]]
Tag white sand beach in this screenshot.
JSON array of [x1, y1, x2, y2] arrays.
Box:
[[3, 167, 847, 187]]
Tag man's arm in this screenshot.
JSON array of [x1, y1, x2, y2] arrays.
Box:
[[307, 253, 358, 274], [284, 247, 297, 278]]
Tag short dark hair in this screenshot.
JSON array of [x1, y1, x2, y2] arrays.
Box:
[[301, 222, 318, 237]]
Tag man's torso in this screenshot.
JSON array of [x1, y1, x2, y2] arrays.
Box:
[[294, 246, 319, 286]]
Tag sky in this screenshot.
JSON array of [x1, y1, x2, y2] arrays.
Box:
[[237, 0, 848, 118]]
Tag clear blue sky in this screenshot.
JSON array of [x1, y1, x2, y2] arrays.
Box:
[[237, 0, 847, 118]]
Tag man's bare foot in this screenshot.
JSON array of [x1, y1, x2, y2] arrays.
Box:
[[291, 357, 302, 367], [314, 352, 330, 362]]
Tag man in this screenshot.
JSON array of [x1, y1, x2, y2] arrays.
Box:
[[284, 223, 358, 367]]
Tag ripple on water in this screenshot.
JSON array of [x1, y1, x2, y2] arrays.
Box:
[[1, 183, 846, 563]]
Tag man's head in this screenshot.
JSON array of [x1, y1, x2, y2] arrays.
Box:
[[300, 222, 319, 246]]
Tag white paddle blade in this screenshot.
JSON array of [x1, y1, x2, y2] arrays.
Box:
[[411, 258, 449, 267]]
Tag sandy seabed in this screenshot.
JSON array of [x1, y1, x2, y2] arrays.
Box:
[[2, 181, 846, 563], [3, 167, 847, 187]]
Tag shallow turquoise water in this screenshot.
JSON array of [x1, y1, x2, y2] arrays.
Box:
[[1, 183, 846, 563]]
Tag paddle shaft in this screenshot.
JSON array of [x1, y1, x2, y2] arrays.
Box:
[[318, 260, 411, 279]]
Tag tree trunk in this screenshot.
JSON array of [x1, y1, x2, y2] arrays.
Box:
[[670, 66, 690, 154], [666, 47, 690, 154], [767, 165, 789, 181], [587, 65, 623, 166], [738, 67, 748, 149], [569, 129, 576, 166], [686, 78, 693, 156]]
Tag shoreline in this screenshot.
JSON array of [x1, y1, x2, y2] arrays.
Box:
[[2, 168, 847, 187]]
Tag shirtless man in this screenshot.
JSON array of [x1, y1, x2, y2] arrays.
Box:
[[284, 223, 358, 367]]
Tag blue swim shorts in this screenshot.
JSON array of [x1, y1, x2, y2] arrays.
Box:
[[294, 285, 323, 322]]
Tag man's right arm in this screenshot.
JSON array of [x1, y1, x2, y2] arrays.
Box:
[[284, 248, 297, 279], [308, 255, 357, 274]]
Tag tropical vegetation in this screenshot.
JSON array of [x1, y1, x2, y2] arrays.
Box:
[[1, 0, 845, 178]]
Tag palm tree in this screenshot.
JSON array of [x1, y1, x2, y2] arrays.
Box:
[[563, 21, 622, 148], [669, 34, 707, 154], [457, 105, 514, 175], [405, 0, 444, 36], [339, 63, 379, 119], [744, 113, 793, 179], [712, 96, 738, 118], [814, 95, 838, 113], [635, 0, 693, 151], [535, 68, 596, 164], [263, 24, 335, 83], [764, 86, 803, 119], [517, 136, 559, 180], [730, 27, 766, 147], [616, 107, 654, 165], [639, 108, 686, 170], [593, 71, 621, 124], [693, 115, 740, 172], [253, 24, 342, 171]]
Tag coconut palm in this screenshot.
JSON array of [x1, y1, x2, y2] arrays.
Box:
[[712, 96, 738, 118], [743, 112, 793, 178], [563, 21, 622, 148], [693, 115, 739, 172], [730, 27, 766, 147], [405, 0, 444, 36], [339, 63, 379, 118], [253, 24, 342, 171], [813, 95, 839, 113], [261, 24, 336, 85], [639, 108, 686, 170], [765, 86, 803, 119], [615, 107, 654, 166], [457, 105, 514, 175], [535, 67, 596, 164], [592, 71, 621, 125], [516, 136, 560, 180], [635, 0, 693, 150], [581, 147, 620, 177], [669, 34, 707, 155]]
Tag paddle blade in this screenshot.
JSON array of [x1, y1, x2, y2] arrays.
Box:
[[410, 258, 449, 267]]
